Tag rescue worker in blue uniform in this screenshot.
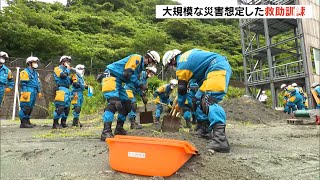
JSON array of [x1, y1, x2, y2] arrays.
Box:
[[280, 84, 290, 113], [0, 51, 14, 107], [311, 82, 320, 109], [292, 83, 307, 109], [285, 86, 305, 115], [19, 56, 42, 128], [125, 66, 157, 129], [153, 79, 178, 123], [188, 81, 199, 124], [162, 48, 232, 153], [53, 55, 74, 129], [181, 87, 193, 128], [71, 64, 88, 127], [99, 50, 160, 141]]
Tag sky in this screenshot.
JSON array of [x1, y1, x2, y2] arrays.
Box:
[[1, 0, 238, 9]]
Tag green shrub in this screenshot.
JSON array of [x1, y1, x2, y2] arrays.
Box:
[[147, 76, 165, 92], [225, 86, 245, 99], [81, 75, 105, 115]]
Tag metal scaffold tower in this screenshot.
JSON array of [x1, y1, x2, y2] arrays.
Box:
[[238, 0, 320, 109]]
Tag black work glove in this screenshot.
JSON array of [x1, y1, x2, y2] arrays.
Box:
[[139, 84, 148, 92]]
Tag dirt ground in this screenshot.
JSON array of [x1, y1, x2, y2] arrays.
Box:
[[1, 97, 319, 180]]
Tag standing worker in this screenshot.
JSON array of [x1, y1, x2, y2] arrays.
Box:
[[0, 51, 14, 107], [258, 91, 268, 104], [18, 56, 42, 128], [52, 56, 73, 129], [153, 79, 178, 123], [125, 66, 157, 129], [162, 48, 232, 153], [100, 50, 160, 141], [311, 82, 320, 109], [71, 64, 88, 127]]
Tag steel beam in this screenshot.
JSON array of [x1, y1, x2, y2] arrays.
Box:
[[263, 18, 277, 109], [240, 19, 250, 95], [297, 18, 313, 108]]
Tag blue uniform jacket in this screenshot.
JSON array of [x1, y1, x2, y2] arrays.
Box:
[[107, 54, 144, 88], [0, 65, 14, 89], [20, 67, 41, 93], [153, 84, 172, 101], [71, 73, 86, 92], [124, 71, 147, 97], [53, 65, 71, 87], [175, 49, 225, 107]]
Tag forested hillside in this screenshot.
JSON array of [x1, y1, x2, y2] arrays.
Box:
[[0, 0, 243, 77]]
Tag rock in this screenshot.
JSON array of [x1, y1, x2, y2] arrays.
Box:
[[207, 149, 215, 155]]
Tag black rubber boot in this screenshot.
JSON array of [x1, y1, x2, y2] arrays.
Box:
[[130, 118, 135, 129], [52, 119, 60, 129], [20, 119, 33, 128], [193, 120, 211, 139], [60, 118, 68, 128], [206, 123, 230, 153], [101, 122, 114, 141], [114, 120, 127, 135], [72, 117, 82, 127], [186, 119, 192, 128]]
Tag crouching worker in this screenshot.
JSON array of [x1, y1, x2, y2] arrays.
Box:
[[71, 64, 88, 127], [125, 66, 157, 129], [99, 50, 160, 141], [0, 51, 14, 107], [181, 81, 199, 128], [153, 79, 178, 123], [162, 48, 232, 153], [53, 56, 73, 129], [286, 85, 305, 116], [19, 56, 42, 128]]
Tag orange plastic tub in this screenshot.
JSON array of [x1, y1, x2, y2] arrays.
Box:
[[106, 135, 198, 177]]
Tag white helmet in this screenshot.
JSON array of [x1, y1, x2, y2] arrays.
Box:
[[0, 51, 9, 60], [146, 66, 157, 74], [280, 84, 287, 89], [146, 50, 160, 64], [75, 64, 85, 70], [75, 64, 85, 77], [26, 56, 39, 64], [292, 83, 297, 87], [59, 55, 72, 63], [162, 49, 181, 67], [262, 91, 266, 94], [170, 79, 178, 85], [311, 82, 319, 88]]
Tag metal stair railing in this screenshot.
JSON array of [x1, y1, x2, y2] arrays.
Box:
[[246, 60, 304, 83]]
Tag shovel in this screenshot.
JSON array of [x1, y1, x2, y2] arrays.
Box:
[[140, 104, 154, 124], [161, 103, 181, 132]]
